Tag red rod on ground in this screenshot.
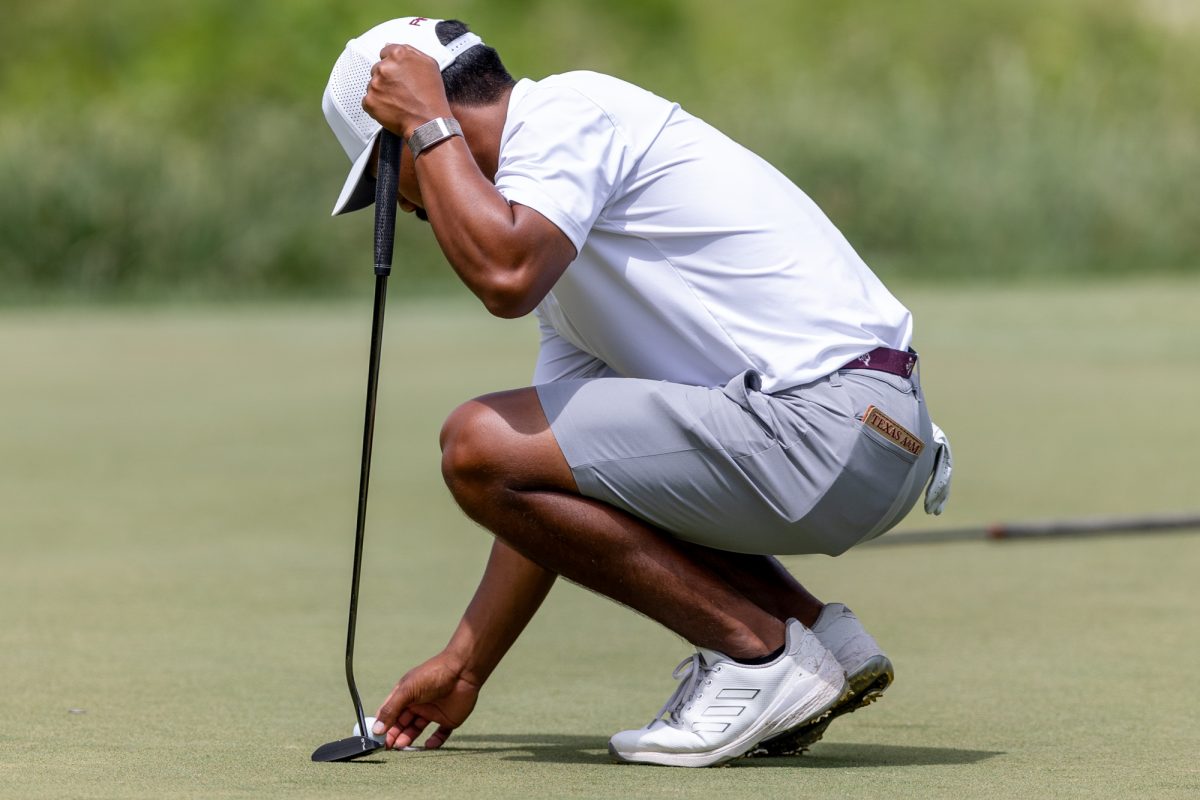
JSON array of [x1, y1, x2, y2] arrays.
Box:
[[866, 513, 1200, 546]]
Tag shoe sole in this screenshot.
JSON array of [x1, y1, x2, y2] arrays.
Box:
[[745, 654, 894, 758], [608, 650, 848, 768]]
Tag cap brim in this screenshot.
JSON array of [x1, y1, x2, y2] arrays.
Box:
[[331, 129, 381, 216]]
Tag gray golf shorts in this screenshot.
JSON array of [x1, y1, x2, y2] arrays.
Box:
[[536, 367, 936, 556]]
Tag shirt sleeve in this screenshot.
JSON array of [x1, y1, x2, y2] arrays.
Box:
[[532, 311, 617, 384], [495, 85, 629, 252]]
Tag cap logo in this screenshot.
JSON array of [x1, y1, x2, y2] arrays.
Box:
[[409, 17, 430, 26]]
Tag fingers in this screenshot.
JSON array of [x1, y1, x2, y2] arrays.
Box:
[[377, 43, 437, 65], [370, 654, 472, 750], [391, 718, 454, 750], [378, 707, 411, 749], [424, 725, 455, 750], [379, 709, 451, 750], [399, 717, 430, 748], [362, 44, 450, 137], [374, 684, 413, 732], [388, 714, 430, 750], [381, 708, 422, 750], [369, 45, 438, 89]]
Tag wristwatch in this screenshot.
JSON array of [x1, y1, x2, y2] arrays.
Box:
[[407, 117, 463, 159]]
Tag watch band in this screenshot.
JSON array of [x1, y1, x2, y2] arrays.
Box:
[[407, 117, 463, 159]]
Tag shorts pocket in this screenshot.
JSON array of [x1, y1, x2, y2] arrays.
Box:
[[844, 421, 919, 514], [797, 420, 921, 555], [860, 423, 919, 465], [695, 370, 778, 458]]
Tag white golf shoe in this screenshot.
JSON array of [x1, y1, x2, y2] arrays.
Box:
[[608, 619, 847, 767], [750, 602, 894, 757]]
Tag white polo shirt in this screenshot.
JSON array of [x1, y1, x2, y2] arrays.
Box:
[[494, 71, 912, 393]]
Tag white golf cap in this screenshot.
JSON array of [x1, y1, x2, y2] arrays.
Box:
[[322, 17, 483, 215]]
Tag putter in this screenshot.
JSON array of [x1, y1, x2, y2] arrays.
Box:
[[311, 129, 401, 763]]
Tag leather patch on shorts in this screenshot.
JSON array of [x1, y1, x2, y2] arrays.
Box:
[[862, 405, 924, 457]]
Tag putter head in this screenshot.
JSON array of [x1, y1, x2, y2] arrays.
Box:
[[311, 735, 385, 763]]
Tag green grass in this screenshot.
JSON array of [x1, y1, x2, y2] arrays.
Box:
[[2, 279, 1199, 798]]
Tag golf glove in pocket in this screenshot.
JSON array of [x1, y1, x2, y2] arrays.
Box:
[[923, 423, 953, 515]]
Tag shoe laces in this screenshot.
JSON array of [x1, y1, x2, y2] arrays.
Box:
[[655, 654, 716, 726]]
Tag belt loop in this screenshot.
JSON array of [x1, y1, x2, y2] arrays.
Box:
[[828, 370, 843, 388]]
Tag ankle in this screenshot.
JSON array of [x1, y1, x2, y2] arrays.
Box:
[[720, 619, 786, 662], [732, 642, 786, 665], [796, 602, 823, 628]]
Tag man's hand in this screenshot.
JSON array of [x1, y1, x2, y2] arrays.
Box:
[[364, 45, 453, 138], [373, 651, 481, 750]]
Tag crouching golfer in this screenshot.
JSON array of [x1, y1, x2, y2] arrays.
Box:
[[321, 16, 952, 767]]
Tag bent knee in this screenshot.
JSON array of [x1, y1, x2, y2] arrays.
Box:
[[439, 388, 574, 499], [440, 400, 505, 491]]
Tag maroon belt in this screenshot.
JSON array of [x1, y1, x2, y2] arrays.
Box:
[[840, 347, 917, 378]]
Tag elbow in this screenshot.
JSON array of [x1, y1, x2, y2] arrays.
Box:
[[477, 274, 541, 319], [483, 298, 532, 319]]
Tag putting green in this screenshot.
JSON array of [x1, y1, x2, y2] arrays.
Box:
[[2, 279, 1198, 799]]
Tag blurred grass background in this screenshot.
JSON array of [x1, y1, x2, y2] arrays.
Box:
[[2, 0, 1197, 301]]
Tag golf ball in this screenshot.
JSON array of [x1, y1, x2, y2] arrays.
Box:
[[353, 715, 386, 744]]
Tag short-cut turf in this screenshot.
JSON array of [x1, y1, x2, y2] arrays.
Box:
[[2, 278, 1198, 799]]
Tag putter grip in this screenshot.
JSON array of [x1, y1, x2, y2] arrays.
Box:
[[372, 131, 401, 276]]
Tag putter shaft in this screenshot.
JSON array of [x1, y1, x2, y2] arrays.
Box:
[[314, 130, 401, 763]]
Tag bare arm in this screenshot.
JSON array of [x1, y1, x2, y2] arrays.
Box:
[[364, 46, 566, 749], [363, 45, 576, 318], [415, 139, 573, 317], [373, 540, 556, 749], [446, 538, 557, 685]]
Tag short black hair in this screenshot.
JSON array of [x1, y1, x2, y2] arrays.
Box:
[[436, 19, 515, 105]]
